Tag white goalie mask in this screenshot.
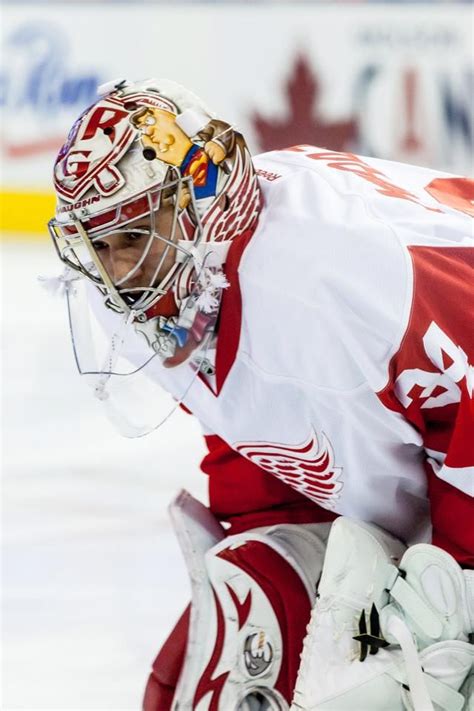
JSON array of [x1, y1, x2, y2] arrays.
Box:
[[48, 78, 261, 436]]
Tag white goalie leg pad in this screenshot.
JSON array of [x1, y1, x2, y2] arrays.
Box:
[[290, 517, 473, 711], [169, 489, 330, 711]]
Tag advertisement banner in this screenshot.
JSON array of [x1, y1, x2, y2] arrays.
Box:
[[1, 4, 472, 231]]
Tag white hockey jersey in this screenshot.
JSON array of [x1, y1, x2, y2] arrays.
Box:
[[92, 147, 474, 563]]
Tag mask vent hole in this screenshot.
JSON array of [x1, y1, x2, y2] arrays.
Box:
[[143, 148, 157, 161]]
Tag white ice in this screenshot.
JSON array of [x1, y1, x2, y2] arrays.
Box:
[[2, 239, 208, 710]]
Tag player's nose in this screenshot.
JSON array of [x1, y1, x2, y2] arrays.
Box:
[[101, 239, 142, 286]]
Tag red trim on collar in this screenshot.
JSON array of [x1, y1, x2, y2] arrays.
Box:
[[144, 290, 179, 319], [215, 225, 257, 394]]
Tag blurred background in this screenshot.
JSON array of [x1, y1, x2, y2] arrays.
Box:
[[1, 1, 473, 709]]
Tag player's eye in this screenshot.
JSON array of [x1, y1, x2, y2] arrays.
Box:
[[93, 240, 108, 251], [127, 230, 147, 242]]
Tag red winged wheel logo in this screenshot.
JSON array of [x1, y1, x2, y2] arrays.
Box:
[[235, 430, 343, 508]]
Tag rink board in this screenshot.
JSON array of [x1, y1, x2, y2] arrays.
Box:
[[1, 3, 472, 234]]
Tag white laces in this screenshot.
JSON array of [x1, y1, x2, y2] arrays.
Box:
[[38, 267, 78, 298]]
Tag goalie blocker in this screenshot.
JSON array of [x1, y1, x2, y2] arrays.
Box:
[[143, 490, 331, 710]]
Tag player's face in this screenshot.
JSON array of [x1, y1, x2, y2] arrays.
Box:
[[91, 204, 179, 297]]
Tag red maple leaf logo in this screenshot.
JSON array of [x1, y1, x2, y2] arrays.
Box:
[[251, 54, 358, 153]]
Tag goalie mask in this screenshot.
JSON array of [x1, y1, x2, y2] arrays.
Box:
[[48, 78, 261, 435]]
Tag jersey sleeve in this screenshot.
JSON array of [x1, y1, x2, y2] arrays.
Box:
[[377, 245, 474, 566], [200, 433, 338, 533]]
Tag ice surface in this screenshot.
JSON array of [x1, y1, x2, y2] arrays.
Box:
[[2, 239, 208, 709]]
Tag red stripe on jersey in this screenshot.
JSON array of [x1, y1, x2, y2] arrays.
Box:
[[214, 227, 257, 393], [377, 246, 474, 566], [202, 433, 338, 532]]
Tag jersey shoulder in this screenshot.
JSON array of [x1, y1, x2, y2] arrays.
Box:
[[253, 146, 473, 244], [239, 152, 409, 388], [242, 148, 472, 389]]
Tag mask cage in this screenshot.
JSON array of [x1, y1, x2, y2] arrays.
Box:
[[48, 171, 201, 319]]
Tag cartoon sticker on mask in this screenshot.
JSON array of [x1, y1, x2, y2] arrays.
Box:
[[130, 105, 239, 209]]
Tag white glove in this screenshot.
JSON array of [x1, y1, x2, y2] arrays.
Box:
[[291, 518, 473, 711], [463, 569, 474, 634]]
